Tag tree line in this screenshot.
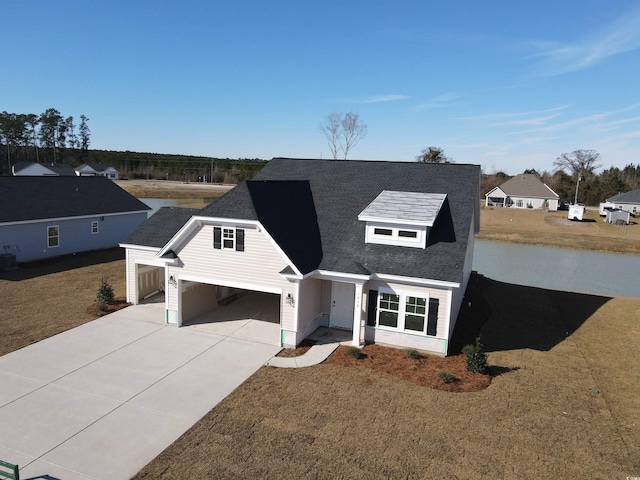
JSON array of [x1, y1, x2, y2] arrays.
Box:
[[0, 108, 90, 168], [481, 150, 639, 206]]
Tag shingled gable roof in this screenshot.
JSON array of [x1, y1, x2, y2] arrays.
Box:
[[0, 176, 150, 224], [121, 207, 200, 248], [494, 173, 559, 198], [606, 188, 640, 204], [198, 158, 480, 283]]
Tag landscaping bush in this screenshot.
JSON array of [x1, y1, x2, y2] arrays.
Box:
[[403, 349, 420, 359], [96, 277, 115, 312], [437, 371, 455, 383], [347, 347, 362, 359], [462, 336, 488, 373]]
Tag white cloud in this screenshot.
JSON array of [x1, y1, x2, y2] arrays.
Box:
[[415, 92, 461, 110], [363, 94, 409, 103], [531, 6, 640, 75]]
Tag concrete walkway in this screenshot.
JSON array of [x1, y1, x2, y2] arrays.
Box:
[[0, 303, 281, 480], [266, 327, 352, 368]]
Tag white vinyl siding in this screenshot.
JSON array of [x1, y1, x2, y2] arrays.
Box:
[[125, 248, 163, 304], [167, 224, 294, 330]]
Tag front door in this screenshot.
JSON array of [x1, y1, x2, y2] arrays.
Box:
[[331, 282, 355, 330]]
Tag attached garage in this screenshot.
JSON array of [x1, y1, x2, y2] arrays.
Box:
[[177, 280, 282, 346], [136, 264, 165, 302]]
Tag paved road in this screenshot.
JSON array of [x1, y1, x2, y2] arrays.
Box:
[[0, 303, 281, 479]]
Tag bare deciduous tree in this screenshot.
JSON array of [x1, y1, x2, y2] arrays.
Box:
[[319, 111, 367, 159], [553, 149, 602, 178]]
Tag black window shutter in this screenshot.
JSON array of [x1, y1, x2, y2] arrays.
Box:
[[367, 290, 378, 326], [213, 227, 222, 249], [427, 298, 439, 336], [236, 229, 245, 251]]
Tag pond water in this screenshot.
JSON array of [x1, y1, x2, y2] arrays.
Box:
[[139, 198, 178, 217], [473, 240, 640, 298]]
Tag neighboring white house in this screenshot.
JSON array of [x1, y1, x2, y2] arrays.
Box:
[[75, 163, 119, 179], [0, 176, 149, 263], [121, 158, 481, 356], [602, 189, 640, 216], [485, 174, 559, 211], [12, 162, 76, 176]]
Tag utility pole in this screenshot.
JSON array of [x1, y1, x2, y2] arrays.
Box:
[[574, 174, 582, 204]]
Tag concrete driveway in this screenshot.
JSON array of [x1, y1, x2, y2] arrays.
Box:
[[0, 303, 281, 480]]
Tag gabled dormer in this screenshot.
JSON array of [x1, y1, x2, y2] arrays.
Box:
[[358, 190, 447, 249]]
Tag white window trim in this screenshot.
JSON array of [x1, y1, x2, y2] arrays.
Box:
[[376, 287, 431, 335], [47, 225, 59, 248], [365, 222, 426, 248], [222, 227, 235, 250], [91, 221, 99, 234]]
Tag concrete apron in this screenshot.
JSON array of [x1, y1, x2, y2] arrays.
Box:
[[0, 303, 281, 480]]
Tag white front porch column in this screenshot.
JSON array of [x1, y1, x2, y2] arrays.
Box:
[[352, 283, 364, 346]]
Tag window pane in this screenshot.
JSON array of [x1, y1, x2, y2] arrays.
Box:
[[398, 230, 417, 238], [48, 227, 57, 236], [379, 311, 398, 328], [223, 239, 233, 248], [405, 314, 424, 332], [374, 228, 392, 236]]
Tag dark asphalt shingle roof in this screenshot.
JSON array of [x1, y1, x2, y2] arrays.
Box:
[[0, 176, 150, 224], [606, 188, 640, 203], [199, 158, 480, 282], [121, 207, 200, 248], [494, 174, 559, 198]]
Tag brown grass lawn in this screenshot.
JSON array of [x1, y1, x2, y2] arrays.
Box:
[[478, 205, 640, 254], [0, 248, 126, 356]]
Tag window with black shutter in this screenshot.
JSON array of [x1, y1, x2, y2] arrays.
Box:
[[236, 229, 245, 251], [367, 290, 378, 326], [426, 298, 439, 336], [213, 226, 222, 249]]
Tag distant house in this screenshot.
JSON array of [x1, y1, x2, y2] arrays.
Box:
[[485, 174, 559, 211], [75, 163, 119, 179], [0, 176, 150, 263], [121, 158, 481, 356], [601, 189, 640, 216], [12, 162, 76, 177]]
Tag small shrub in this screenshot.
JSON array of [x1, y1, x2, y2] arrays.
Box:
[[403, 349, 420, 359], [437, 371, 455, 384], [462, 336, 488, 374], [96, 277, 115, 312], [347, 347, 362, 359]]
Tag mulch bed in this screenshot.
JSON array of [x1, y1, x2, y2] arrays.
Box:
[[86, 297, 132, 317], [326, 344, 491, 392]]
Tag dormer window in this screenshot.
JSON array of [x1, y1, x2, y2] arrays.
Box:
[[358, 191, 447, 249]]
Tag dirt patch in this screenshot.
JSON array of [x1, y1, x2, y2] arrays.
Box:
[[327, 344, 491, 392], [115, 179, 233, 200]]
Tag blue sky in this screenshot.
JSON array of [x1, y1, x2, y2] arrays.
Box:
[[1, 1, 639, 174]]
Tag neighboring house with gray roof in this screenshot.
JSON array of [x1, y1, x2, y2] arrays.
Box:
[[120, 158, 480, 355], [12, 162, 76, 177], [601, 189, 640, 216], [485, 173, 559, 211], [75, 163, 119, 179], [0, 176, 150, 263]]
